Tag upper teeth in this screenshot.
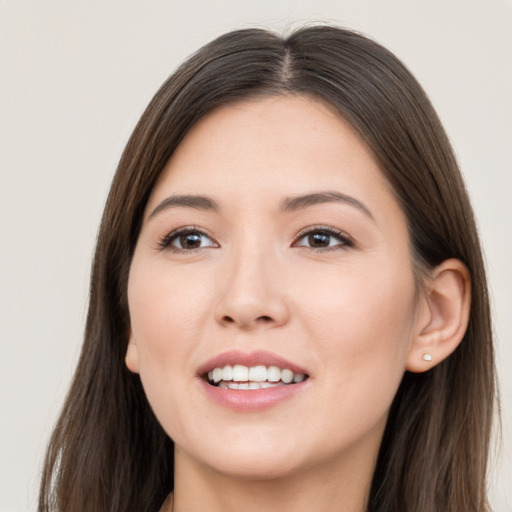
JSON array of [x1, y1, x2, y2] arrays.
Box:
[[207, 365, 306, 385]]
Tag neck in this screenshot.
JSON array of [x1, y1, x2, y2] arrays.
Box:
[[170, 443, 379, 512]]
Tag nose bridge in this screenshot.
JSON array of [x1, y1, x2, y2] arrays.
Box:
[[214, 230, 289, 330]]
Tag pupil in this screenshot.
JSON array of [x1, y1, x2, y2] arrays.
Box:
[[181, 233, 201, 248], [309, 232, 329, 247]]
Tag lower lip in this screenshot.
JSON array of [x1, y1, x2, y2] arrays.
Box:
[[199, 379, 308, 412]]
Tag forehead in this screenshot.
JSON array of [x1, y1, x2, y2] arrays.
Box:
[[148, 95, 400, 221]]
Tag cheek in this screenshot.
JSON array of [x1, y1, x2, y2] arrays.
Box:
[[127, 258, 217, 437], [282, 259, 417, 457], [297, 258, 417, 396], [128, 259, 211, 357], [126, 257, 216, 415]]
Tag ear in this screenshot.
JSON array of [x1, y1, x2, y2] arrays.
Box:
[[125, 330, 140, 374], [406, 258, 471, 373]]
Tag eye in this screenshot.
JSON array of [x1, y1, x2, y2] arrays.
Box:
[[158, 227, 218, 252], [293, 226, 353, 251]]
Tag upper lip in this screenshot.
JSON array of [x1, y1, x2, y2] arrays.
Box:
[[197, 350, 309, 377]]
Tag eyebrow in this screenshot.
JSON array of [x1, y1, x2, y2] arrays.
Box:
[[149, 195, 220, 218], [280, 191, 374, 220], [149, 191, 374, 221]]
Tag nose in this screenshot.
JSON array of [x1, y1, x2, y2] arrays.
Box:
[[213, 246, 291, 331]]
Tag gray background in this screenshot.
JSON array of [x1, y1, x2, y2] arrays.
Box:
[[1, 1, 511, 510]]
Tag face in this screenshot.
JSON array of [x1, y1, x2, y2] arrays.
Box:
[[127, 95, 422, 480]]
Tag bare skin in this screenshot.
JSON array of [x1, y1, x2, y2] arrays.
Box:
[[127, 96, 470, 512]]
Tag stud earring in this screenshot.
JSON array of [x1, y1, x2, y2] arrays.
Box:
[[422, 353, 433, 362]]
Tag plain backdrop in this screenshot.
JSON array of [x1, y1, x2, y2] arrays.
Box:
[[1, 1, 511, 511]]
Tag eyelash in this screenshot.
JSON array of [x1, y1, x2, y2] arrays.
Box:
[[157, 226, 218, 252], [292, 225, 354, 252], [157, 225, 354, 253]]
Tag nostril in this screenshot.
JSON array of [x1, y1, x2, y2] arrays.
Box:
[[218, 313, 276, 328]]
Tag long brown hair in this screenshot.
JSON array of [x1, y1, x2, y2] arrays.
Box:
[[39, 26, 496, 512]]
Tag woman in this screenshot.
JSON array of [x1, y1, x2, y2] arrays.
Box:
[[38, 25, 496, 512]]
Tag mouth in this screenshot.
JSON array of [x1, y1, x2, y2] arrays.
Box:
[[198, 350, 309, 411], [205, 364, 308, 390], [198, 350, 310, 391]]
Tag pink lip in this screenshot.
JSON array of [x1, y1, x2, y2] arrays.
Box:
[[196, 350, 310, 412], [199, 379, 308, 412], [196, 349, 309, 376]]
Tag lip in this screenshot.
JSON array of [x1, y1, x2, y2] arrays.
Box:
[[196, 349, 309, 376], [199, 379, 308, 412], [196, 350, 310, 412]]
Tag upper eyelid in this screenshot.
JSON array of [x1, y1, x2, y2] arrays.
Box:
[[167, 225, 216, 239], [293, 225, 353, 242], [157, 226, 218, 250]]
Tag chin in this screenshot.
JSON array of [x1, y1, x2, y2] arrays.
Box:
[[205, 452, 305, 482], [176, 432, 310, 481]]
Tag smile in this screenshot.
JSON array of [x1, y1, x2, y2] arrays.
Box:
[[207, 364, 307, 389], [198, 350, 310, 410]]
